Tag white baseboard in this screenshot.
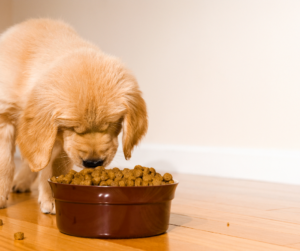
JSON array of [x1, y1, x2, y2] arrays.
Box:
[[108, 144, 300, 185], [15, 144, 300, 185]]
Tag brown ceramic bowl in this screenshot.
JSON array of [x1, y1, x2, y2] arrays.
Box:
[[48, 180, 178, 239]]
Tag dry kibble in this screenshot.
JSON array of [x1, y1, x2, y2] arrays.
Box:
[[92, 177, 101, 185], [100, 172, 109, 181], [119, 180, 126, 187], [127, 179, 135, 186], [91, 170, 101, 178], [61, 177, 72, 184], [122, 178, 128, 186], [50, 176, 57, 183], [125, 178, 132, 186], [135, 178, 142, 186], [100, 181, 107, 186], [65, 173, 74, 180], [95, 166, 105, 171], [71, 178, 82, 185], [143, 167, 150, 175], [143, 175, 153, 182], [163, 173, 173, 182], [80, 168, 94, 175], [106, 179, 113, 186], [80, 180, 92, 186], [134, 165, 143, 170], [127, 175, 136, 181], [121, 168, 130, 176], [68, 169, 77, 175], [107, 171, 116, 180], [155, 173, 163, 181], [86, 168, 94, 174], [74, 173, 83, 178], [56, 175, 64, 183], [54, 167, 174, 187], [111, 180, 119, 186], [14, 232, 24, 240], [124, 170, 134, 179], [112, 167, 120, 173], [149, 167, 156, 175], [115, 171, 123, 179], [134, 169, 142, 178], [153, 178, 162, 186], [76, 175, 84, 181], [114, 177, 122, 183], [142, 181, 149, 186]]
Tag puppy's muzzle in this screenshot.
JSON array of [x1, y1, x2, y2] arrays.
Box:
[[82, 159, 104, 168]]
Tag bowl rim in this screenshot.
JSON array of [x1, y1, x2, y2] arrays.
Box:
[[48, 178, 179, 188]]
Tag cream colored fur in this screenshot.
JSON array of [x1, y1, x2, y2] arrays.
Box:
[[0, 19, 148, 214]]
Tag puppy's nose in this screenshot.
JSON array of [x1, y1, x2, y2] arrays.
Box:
[[82, 159, 104, 168]]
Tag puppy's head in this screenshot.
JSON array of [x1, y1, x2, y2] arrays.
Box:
[[17, 50, 148, 172]]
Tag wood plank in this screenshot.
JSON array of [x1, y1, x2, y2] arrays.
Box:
[[0, 216, 141, 251], [172, 198, 300, 225], [171, 203, 300, 235], [169, 213, 300, 246], [109, 226, 299, 251], [168, 227, 298, 251]]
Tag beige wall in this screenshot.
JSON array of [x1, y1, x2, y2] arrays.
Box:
[[9, 0, 300, 150], [0, 0, 12, 33]]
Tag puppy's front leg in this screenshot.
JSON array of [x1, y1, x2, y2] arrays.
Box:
[[38, 142, 72, 214], [38, 166, 56, 214], [38, 141, 62, 214], [0, 121, 15, 208]]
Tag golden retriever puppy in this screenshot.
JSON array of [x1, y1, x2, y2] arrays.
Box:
[[0, 19, 148, 214]]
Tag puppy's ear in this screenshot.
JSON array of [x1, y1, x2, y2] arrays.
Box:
[[17, 101, 58, 172], [122, 91, 148, 160]]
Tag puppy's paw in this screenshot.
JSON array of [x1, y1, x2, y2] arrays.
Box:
[[40, 199, 56, 214], [38, 191, 56, 214], [0, 183, 11, 209], [12, 178, 31, 193], [0, 195, 7, 209]]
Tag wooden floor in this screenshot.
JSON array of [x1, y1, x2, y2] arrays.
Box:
[[1, 172, 300, 251]]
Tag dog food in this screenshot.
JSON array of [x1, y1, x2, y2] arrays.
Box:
[[51, 165, 175, 187], [14, 232, 24, 240]]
